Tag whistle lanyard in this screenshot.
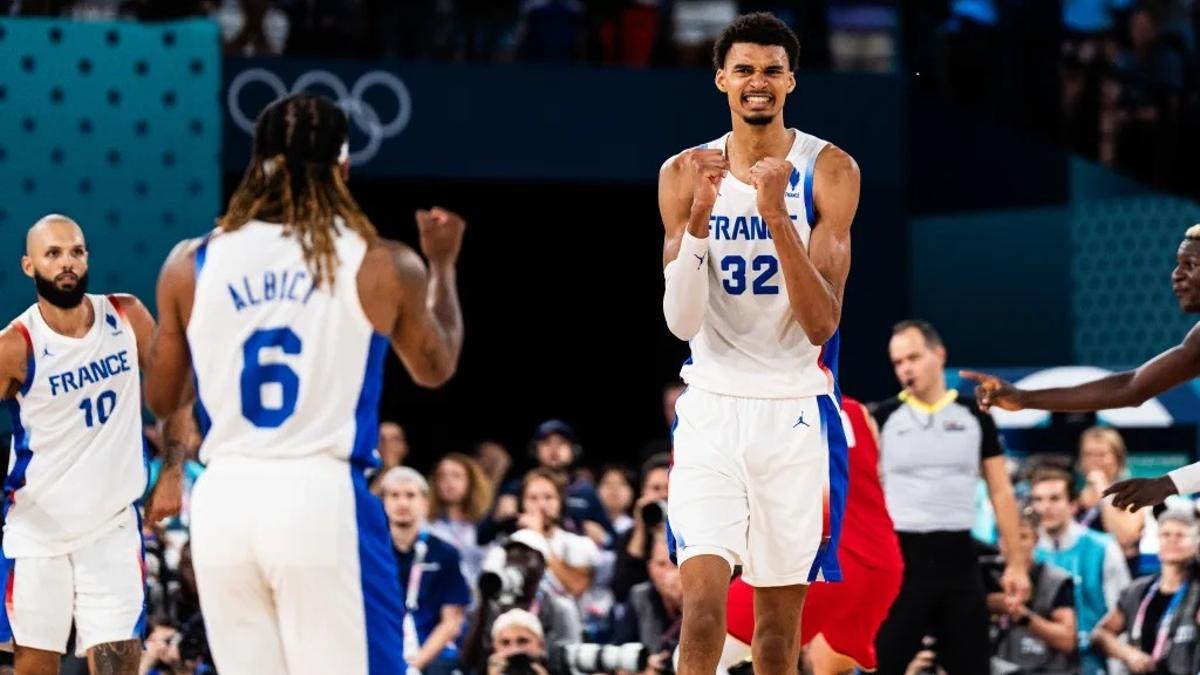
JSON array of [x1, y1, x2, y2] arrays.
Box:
[[402, 530, 431, 668], [1131, 577, 1190, 662], [405, 531, 430, 612]]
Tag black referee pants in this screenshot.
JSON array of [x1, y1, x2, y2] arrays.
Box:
[[875, 530, 991, 675]]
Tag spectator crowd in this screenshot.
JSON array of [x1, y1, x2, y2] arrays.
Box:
[[0, 318, 1193, 674]]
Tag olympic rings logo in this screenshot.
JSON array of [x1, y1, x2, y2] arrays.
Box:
[[227, 68, 413, 165]]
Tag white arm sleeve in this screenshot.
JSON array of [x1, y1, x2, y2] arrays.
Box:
[[1169, 462, 1200, 495], [663, 230, 710, 341]]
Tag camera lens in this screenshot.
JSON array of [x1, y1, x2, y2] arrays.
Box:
[[480, 571, 502, 599], [642, 501, 665, 528]]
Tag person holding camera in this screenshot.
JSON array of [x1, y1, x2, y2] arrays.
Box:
[[488, 609, 552, 675], [1091, 509, 1200, 675], [989, 508, 1079, 675], [139, 617, 186, 675], [486, 581, 666, 675], [381, 468, 473, 675], [464, 530, 584, 673], [613, 530, 682, 662], [137, 615, 213, 675], [612, 454, 671, 603], [903, 641, 946, 675], [511, 468, 601, 600]]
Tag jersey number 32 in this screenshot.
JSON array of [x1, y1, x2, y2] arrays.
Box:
[[720, 254, 779, 295]]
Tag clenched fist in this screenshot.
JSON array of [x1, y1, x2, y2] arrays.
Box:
[[685, 148, 729, 213], [749, 157, 794, 217], [415, 206, 466, 267]]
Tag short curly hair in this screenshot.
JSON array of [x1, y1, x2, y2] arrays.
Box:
[[712, 12, 800, 71]]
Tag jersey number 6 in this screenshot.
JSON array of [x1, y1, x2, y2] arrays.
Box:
[[240, 327, 302, 428]]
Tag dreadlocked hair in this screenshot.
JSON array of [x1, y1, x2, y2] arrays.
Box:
[[219, 93, 378, 288]]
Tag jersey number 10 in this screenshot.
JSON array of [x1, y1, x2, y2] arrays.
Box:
[[240, 327, 302, 428], [79, 390, 117, 428]]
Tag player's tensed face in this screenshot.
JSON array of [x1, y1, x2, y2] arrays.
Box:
[[22, 216, 89, 308], [716, 43, 795, 127], [1172, 240, 1200, 312]]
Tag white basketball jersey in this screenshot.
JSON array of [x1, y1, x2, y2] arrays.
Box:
[[4, 294, 146, 557], [187, 221, 386, 467], [674, 129, 839, 399]]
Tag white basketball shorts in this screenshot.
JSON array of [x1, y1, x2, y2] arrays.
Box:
[[4, 505, 145, 656], [189, 453, 405, 675], [666, 387, 848, 586]]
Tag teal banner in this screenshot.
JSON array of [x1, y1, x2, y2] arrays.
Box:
[[0, 17, 222, 321]]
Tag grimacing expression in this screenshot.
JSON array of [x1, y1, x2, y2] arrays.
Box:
[[716, 43, 795, 126]]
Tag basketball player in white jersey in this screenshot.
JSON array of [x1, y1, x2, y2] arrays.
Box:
[[0, 214, 190, 675], [658, 13, 861, 675], [143, 93, 465, 675]]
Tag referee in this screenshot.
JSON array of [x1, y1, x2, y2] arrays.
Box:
[[872, 320, 1031, 674]]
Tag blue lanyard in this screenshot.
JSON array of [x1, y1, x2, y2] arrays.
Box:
[[405, 529, 431, 612], [1131, 576, 1190, 662]]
